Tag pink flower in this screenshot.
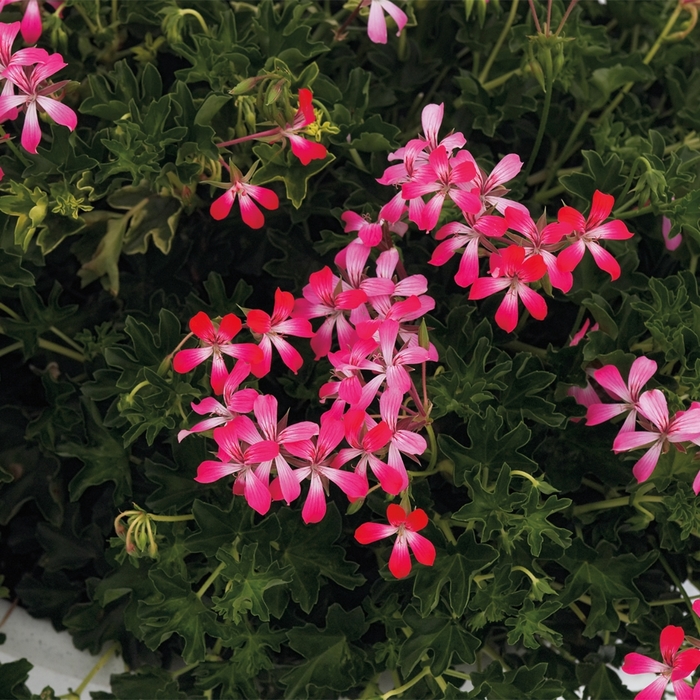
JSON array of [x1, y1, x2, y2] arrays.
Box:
[[612, 390, 700, 483], [0, 52, 77, 154], [354, 504, 436, 578], [622, 625, 700, 700], [282, 417, 367, 524], [557, 190, 634, 280], [362, 0, 408, 44], [173, 312, 263, 394], [246, 288, 315, 378], [468, 245, 547, 333], [0, 0, 62, 44], [210, 163, 279, 229], [194, 419, 279, 515], [569, 318, 599, 346], [662, 214, 683, 251], [586, 357, 657, 435], [694, 600, 700, 618], [278, 88, 327, 165]]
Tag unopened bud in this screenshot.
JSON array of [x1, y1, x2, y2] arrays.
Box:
[[265, 79, 286, 106], [347, 498, 365, 515], [529, 59, 546, 92], [418, 319, 430, 351], [230, 76, 261, 96]]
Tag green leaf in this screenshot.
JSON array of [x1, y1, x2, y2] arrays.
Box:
[[516, 489, 572, 557], [212, 543, 293, 623], [558, 540, 656, 637], [276, 505, 365, 613], [576, 661, 635, 700], [413, 530, 498, 616], [499, 353, 565, 428], [109, 667, 186, 700], [452, 464, 527, 541], [399, 607, 480, 676], [61, 398, 131, 504], [0, 658, 33, 700], [470, 662, 567, 700], [505, 599, 563, 649], [440, 407, 537, 487], [137, 569, 221, 663], [252, 142, 335, 208], [281, 604, 370, 699]]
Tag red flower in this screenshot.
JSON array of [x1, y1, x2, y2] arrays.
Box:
[[354, 504, 435, 578]]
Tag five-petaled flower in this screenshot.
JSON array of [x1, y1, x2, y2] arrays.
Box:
[[622, 625, 700, 700], [354, 503, 435, 578]]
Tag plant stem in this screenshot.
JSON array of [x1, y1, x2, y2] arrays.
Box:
[[479, 0, 520, 85], [180, 8, 210, 35], [0, 341, 23, 359], [525, 40, 554, 180], [443, 669, 470, 681], [0, 302, 20, 320], [37, 338, 86, 363], [196, 562, 226, 600], [503, 340, 548, 360], [217, 127, 281, 149], [658, 552, 700, 635], [615, 204, 653, 220], [598, 2, 683, 123], [382, 667, 431, 700], [425, 423, 438, 472], [150, 513, 195, 522], [71, 642, 119, 698], [483, 67, 522, 92], [50, 325, 84, 353], [572, 494, 663, 516]]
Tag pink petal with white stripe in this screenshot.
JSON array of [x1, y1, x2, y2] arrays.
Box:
[[302, 473, 328, 523]]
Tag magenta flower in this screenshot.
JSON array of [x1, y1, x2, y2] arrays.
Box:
[[622, 625, 700, 700], [694, 600, 700, 618], [557, 190, 634, 280], [278, 88, 327, 165], [246, 288, 315, 378], [612, 389, 700, 483], [282, 417, 367, 524], [354, 504, 436, 578], [0, 0, 62, 44], [362, 0, 408, 44], [586, 357, 658, 435], [469, 245, 547, 333], [194, 419, 280, 515], [172, 312, 263, 394], [210, 163, 279, 229], [0, 52, 77, 154]]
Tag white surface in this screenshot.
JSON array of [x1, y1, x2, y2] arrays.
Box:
[[0, 599, 124, 697]]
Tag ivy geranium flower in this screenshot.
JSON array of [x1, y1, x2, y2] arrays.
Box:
[[354, 504, 435, 578], [210, 161, 279, 229], [362, 0, 408, 44], [612, 389, 700, 483], [0, 52, 77, 154], [278, 88, 327, 165], [622, 625, 700, 700], [173, 312, 263, 394], [469, 245, 547, 333]]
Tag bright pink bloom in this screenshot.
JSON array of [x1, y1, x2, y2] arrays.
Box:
[[0, 0, 61, 44], [586, 357, 657, 434], [694, 600, 700, 618], [622, 625, 700, 700], [177, 361, 258, 441], [282, 417, 367, 524], [194, 419, 279, 515], [354, 504, 436, 578], [557, 190, 634, 280], [465, 152, 527, 214], [504, 207, 574, 292], [173, 312, 263, 394], [429, 214, 507, 288], [278, 88, 327, 165], [210, 163, 279, 229], [662, 214, 683, 251], [293, 266, 364, 359], [0, 52, 77, 154], [612, 390, 700, 483], [249, 393, 318, 505], [362, 0, 408, 44], [246, 288, 314, 378], [333, 408, 401, 494], [468, 245, 547, 333], [569, 318, 599, 346], [402, 146, 479, 230]]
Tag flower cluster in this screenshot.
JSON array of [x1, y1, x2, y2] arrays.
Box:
[[570, 356, 700, 491], [173, 228, 438, 577], [623, 620, 700, 700], [0, 20, 76, 154]]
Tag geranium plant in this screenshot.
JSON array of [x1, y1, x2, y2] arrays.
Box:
[[2, 1, 700, 698]]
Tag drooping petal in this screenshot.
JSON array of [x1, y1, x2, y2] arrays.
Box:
[[405, 531, 436, 566], [632, 441, 664, 483], [301, 473, 328, 524], [210, 189, 236, 221], [237, 192, 265, 229], [517, 284, 547, 321], [586, 241, 621, 280], [633, 676, 668, 700], [495, 289, 520, 333], [36, 95, 77, 131], [269, 334, 304, 374], [287, 133, 327, 165], [366, 0, 388, 43], [378, 0, 408, 36], [20, 100, 42, 154], [242, 470, 272, 515]]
